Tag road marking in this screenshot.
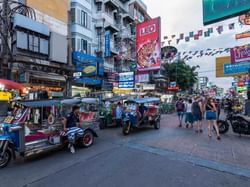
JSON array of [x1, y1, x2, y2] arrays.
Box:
[[115, 141, 250, 178]]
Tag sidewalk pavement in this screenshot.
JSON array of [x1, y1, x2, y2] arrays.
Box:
[[131, 113, 250, 171]]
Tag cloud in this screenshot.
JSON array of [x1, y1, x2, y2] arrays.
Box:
[[143, 0, 250, 90]]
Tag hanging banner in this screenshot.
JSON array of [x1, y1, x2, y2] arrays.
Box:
[[135, 73, 149, 83], [105, 31, 111, 57], [235, 31, 250, 40], [230, 45, 250, 63], [203, 0, 250, 25], [136, 17, 161, 71]]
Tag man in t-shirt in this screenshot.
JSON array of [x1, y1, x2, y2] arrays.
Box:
[[62, 106, 83, 154], [192, 96, 203, 133], [176, 98, 185, 127]]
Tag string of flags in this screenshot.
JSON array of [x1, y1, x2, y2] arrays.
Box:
[[178, 48, 231, 60], [163, 22, 237, 46]]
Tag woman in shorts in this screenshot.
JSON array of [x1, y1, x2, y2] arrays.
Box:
[[205, 98, 221, 140]]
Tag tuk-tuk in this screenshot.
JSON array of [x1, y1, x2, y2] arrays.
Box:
[[0, 98, 98, 168], [99, 96, 128, 129], [122, 97, 161, 135]]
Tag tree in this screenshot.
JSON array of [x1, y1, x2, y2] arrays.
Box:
[[162, 60, 199, 91]]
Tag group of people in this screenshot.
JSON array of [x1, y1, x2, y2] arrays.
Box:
[[175, 96, 221, 140]]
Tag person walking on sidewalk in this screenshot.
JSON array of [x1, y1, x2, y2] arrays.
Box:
[[185, 99, 194, 128], [176, 98, 185, 127], [205, 98, 221, 140], [192, 96, 203, 133]]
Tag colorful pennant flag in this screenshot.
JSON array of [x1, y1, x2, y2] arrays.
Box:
[[171, 35, 176, 39], [228, 23, 235, 30], [176, 39, 180, 44], [198, 30, 203, 36], [164, 36, 168, 40], [189, 32, 194, 38], [208, 28, 213, 34], [185, 36, 190, 42], [194, 34, 199, 40], [216, 26, 223, 34], [180, 33, 184, 40], [204, 31, 210, 37]]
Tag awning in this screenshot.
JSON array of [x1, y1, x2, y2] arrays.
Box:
[[0, 79, 26, 91], [30, 72, 66, 82], [19, 100, 61, 107]]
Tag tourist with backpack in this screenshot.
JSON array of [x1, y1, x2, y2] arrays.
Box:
[[176, 98, 185, 127], [192, 96, 203, 133]]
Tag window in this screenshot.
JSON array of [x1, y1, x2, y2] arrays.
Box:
[[97, 3, 102, 11], [81, 11, 88, 28], [71, 8, 76, 23], [81, 39, 88, 54], [29, 35, 39, 52], [40, 38, 49, 54]]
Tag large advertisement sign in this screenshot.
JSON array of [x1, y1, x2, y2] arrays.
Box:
[[203, 0, 250, 25], [136, 17, 161, 71], [118, 72, 134, 89], [230, 45, 250, 63]]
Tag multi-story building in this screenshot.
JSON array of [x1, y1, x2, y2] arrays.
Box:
[[0, 0, 72, 98]]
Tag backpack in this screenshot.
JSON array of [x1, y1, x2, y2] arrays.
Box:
[[192, 101, 201, 115], [176, 101, 185, 112]]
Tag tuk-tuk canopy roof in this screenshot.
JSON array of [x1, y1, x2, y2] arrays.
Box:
[[60, 98, 81, 105], [81, 98, 99, 104], [107, 96, 128, 103], [133, 97, 160, 104], [19, 100, 61, 107]]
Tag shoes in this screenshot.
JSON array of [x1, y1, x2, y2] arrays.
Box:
[[217, 136, 221, 140], [70, 145, 75, 154], [179, 124, 182, 128], [199, 129, 203, 133], [186, 124, 189, 128]]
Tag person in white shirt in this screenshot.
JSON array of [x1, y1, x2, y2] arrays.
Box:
[[185, 99, 194, 128]]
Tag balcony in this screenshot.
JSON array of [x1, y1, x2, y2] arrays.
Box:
[[110, 39, 119, 55], [105, 24, 119, 33], [123, 13, 134, 23], [104, 0, 119, 10]]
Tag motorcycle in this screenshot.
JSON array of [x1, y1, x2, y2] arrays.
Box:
[[217, 112, 250, 135]]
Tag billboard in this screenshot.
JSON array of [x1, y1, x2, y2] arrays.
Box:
[[224, 61, 250, 75], [230, 45, 250, 63], [203, 0, 250, 25], [118, 72, 135, 89], [136, 17, 161, 71], [216, 56, 250, 77], [27, 0, 68, 23]]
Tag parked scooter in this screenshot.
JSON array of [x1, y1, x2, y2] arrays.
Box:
[[217, 112, 250, 135]]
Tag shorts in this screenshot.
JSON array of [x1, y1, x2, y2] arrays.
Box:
[[193, 114, 202, 122], [206, 111, 216, 120], [177, 112, 184, 117], [185, 112, 194, 123]]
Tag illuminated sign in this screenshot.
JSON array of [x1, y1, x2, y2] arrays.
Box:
[[83, 66, 97, 74], [230, 45, 250, 63]]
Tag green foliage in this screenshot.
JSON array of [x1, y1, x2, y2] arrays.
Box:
[[162, 60, 199, 91]]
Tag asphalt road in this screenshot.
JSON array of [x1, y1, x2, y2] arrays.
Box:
[[1, 115, 250, 187]]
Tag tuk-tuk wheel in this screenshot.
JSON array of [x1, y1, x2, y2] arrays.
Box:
[[80, 130, 94, 148], [154, 120, 160, 129], [0, 149, 11, 168]]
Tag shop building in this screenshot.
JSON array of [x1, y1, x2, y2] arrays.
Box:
[[0, 0, 72, 98]]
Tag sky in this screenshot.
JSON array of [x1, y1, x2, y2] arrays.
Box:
[[143, 0, 250, 90]]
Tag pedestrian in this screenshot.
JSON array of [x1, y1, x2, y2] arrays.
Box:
[[205, 98, 221, 140], [62, 105, 84, 153], [185, 99, 194, 128], [116, 102, 123, 127], [192, 96, 203, 133], [215, 99, 221, 120], [176, 98, 185, 127]]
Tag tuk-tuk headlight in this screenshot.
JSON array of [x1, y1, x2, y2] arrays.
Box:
[[0, 125, 3, 133]]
